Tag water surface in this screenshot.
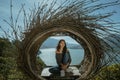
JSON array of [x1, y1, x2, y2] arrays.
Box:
[[39, 48, 84, 66]]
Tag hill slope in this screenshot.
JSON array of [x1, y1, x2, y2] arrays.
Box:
[[40, 38, 82, 49]]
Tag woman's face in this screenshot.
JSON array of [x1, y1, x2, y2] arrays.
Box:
[[60, 40, 65, 47]]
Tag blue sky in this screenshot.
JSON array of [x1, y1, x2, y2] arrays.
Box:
[[0, 0, 120, 42]]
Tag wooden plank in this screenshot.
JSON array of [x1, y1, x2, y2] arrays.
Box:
[[41, 66, 81, 77]]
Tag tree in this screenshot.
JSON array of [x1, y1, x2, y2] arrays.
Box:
[[93, 64, 120, 80]]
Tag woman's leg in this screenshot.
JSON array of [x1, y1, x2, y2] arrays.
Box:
[[62, 53, 69, 65], [49, 66, 61, 75]]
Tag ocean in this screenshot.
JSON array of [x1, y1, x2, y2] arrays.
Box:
[[39, 48, 84, 66]]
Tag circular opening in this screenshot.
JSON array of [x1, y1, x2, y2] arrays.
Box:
[[37, 36, 85, 78], [39, 36, 84, 66]]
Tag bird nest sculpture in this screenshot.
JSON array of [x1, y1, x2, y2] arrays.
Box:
[[1, 0, 120, 80]]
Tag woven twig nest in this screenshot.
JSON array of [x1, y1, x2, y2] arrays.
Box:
[[16, 0, 120, 80]]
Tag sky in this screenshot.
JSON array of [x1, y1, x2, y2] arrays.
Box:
[[0, 0, 120, 42]]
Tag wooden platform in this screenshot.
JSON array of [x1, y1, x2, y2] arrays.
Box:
[[41, 66, 81, 80]]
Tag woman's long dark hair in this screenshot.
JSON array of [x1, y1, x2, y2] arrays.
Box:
[[56, 39, 67, 53]]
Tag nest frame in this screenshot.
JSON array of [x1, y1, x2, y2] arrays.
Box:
[[18, 16, 104, 79]]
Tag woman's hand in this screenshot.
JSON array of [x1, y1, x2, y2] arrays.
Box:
[[61, 64, 68, 70]]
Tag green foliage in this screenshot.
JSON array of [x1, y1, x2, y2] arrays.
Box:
[[93, 64, 120, 80], [0, 38, 32, 80], [0, 37, 47, 80], [0, 57, 14, 79], [0, 38, 11, 56]]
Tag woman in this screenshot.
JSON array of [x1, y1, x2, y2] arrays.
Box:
[[49, 39, 71, 76], [55, 39, 71, 76]]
